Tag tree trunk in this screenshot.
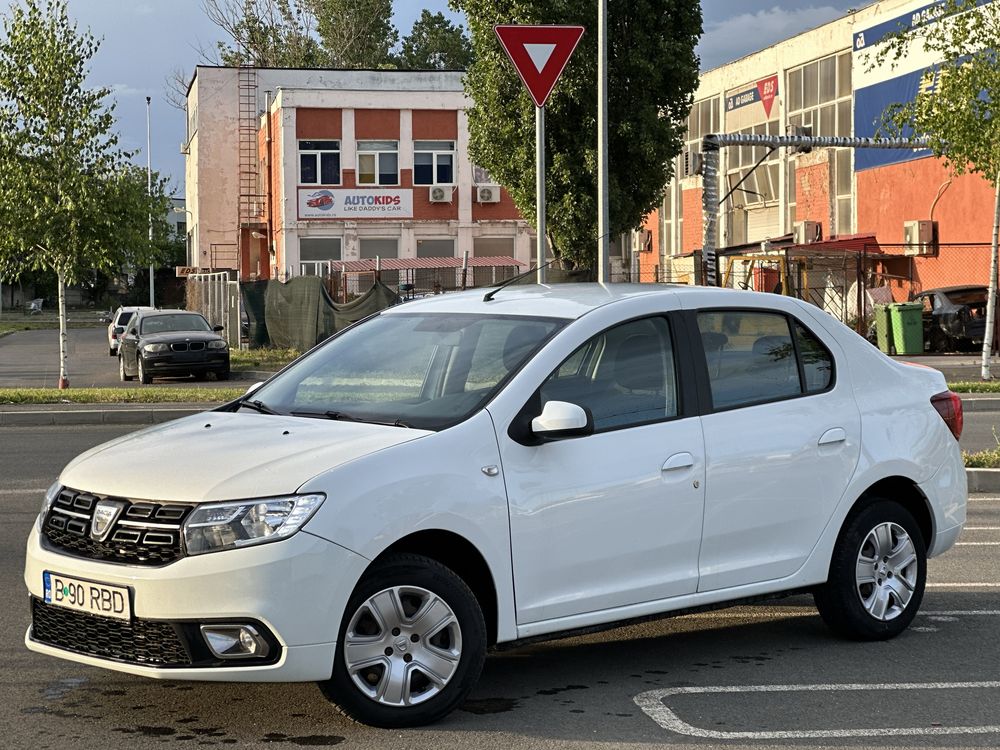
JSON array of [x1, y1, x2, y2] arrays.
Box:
[[980, 174, 1000, 380], [57, 271, 69, 389]]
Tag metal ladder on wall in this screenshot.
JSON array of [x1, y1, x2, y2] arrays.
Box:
[[237, 66, 263, 244]]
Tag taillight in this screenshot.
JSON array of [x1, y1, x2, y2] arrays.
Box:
[[931, 391, 963, 440], [111, 332, 118, 339]]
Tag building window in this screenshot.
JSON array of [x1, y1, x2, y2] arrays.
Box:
[[682, 98, 720, 177], [359, 237, 399, 259], [357, 141, 399, 186], [786, 51, 853, 234], [299, 140, 341, 185], [416, 239, 455, 258], [414, 141, 455, 185], [300, 237, 342, 278]]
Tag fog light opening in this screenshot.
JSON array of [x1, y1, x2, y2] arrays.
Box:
[[200, 624, 270, 659]]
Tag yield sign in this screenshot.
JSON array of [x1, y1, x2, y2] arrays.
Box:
[[494, 25, 585, 107]]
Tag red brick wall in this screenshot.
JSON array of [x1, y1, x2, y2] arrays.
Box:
[[681, 187, 703, 252], [637, 210, 659, 280], [795, 155, 831, 232], [857, 157, 994, 244], [355, 109, 400, 139], [295, 108, 342, 139], [471, 185, 522, 221], [413, 110, 457, 140]]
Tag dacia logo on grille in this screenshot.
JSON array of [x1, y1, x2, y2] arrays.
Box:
[[91, 499, 126, 542]]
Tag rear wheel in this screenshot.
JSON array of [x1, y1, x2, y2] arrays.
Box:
[[108, 346, 115, 357], [814, 499, 926, 640], [216, 367, 230, 381], [119, 355, 133, 382], [319, 554, 486, 728], [137, 356, 152, 384]]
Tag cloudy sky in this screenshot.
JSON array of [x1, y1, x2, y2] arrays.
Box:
[[52, 0, 853, 191]]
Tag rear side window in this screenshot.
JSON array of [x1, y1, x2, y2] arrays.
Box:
[[116, 312, 133, 326], [697, 311, 833, 410]]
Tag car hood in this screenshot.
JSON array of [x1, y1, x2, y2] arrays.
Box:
[[59, 412, 430, 502], [139, 331, 223, 345]]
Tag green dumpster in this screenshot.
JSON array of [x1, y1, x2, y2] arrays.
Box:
[[890, 302, 924, 355], [874, 304, 894, 354]]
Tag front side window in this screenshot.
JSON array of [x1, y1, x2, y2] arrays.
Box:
[[539, 317, 677, 431], [357, 140, 398, 185], [299, 140, 341, 185], [413, 141, 455, 185], [698, 310, 833, 410], [249, 313, 565, 431]]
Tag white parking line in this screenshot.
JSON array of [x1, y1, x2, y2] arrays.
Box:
[[634, 681, 1000, 739], [956, 542, 1000, 546], [673, 610, 1000, 621], [0, 488, 46, 495], [927, 583, 1000, 588], [964, 526, 1000, 530]]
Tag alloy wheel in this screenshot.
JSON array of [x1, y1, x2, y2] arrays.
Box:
[[854, 521, 918, 621], [343, 585, 462, 707]]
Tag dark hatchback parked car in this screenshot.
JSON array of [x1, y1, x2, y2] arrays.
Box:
[[118, 310, 230, 384], [914, 285, 989, 352]]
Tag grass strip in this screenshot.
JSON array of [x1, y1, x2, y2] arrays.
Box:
[[230, 348, 299, 369], [948, 381, 1000, 393], [0, 387, 244, 405]]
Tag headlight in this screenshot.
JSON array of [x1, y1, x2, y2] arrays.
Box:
[[207, 340, 228, 350], [182, 493, 325, 555], [37, 481, 61, 530], [143, 343, 170, 353]]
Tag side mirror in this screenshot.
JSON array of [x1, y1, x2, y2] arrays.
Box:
[[213, 325, 224, 332], [531, 400, 593, 440], [114, 326, 126, 334]]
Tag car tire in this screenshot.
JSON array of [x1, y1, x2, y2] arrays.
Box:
[[137, 357, 152, 385], [319, 554, 487, 728], [814, 499, 926, 641], [216, 367, 231, 381], [109, 347, 115, 357], [119, 355, 133, 382]]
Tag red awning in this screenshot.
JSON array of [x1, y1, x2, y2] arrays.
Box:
[[331, 256, 525, 272], [786, 234, 879, 253]]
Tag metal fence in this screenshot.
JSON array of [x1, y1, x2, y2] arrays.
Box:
[[185, 272, 240, 348]]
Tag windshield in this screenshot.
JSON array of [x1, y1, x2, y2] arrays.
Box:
[[249, 312, 566, 430], [140, 313, 212, 334]]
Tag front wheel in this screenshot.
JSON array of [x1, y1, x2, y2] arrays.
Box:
[[137, 357, 152, 384], [814, 499, 926, 640], [319, 554, 486, 728]]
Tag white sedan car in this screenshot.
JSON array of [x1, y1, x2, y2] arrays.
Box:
[[25, 284, 966, 727]]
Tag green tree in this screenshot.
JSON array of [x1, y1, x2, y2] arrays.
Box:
[[452, 0, 701, 269], [0, 0, 169, 387], [206, 0, 327, 67], [870, 0, 1000, 378], [309, 0, 397, 68], [397, 10, 474, 70]]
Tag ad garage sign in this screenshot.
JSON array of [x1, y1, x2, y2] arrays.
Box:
[[298, 188, 413, 219]]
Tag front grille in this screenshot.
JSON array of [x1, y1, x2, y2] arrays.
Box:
[[169, 341, 206, 352], [42, 488, 191, 565], [31, 598, 192, 666]]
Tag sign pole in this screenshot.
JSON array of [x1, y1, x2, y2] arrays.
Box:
[[536, 104, 546, 284], [597, 0, 610, 283]]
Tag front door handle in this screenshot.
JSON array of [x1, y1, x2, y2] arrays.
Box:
[[818, 427, 847, 446], [662, 452, 695, 471]]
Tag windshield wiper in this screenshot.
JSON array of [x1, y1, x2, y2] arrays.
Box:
[[239, 399, 279, 415], [291, 410, 411, 428]]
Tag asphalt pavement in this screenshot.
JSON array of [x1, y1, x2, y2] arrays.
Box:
[[1, 425, 998, 749]]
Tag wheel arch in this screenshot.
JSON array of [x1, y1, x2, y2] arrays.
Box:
[[849, 476, 934, 550], [372, 529, 499, 646]]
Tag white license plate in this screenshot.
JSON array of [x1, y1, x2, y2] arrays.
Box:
[[43, 571, 131, 621]]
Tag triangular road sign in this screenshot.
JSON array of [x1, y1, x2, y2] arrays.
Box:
[[495, 25, 585, 108]]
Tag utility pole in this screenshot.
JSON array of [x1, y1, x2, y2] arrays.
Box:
[[146, 96, 154, 308]]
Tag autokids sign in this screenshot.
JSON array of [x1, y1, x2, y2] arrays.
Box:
[[298, 188, 414, 219], [725, 75, 779, 118]]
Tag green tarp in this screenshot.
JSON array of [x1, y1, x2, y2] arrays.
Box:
[[263, 276, 400, 351]]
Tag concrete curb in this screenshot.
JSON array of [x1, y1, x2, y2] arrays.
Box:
[[966, 469, 1000, 493], [0, 405, 212, 426], [959, 395, 1000, 412]]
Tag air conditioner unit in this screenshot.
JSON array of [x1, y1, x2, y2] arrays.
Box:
[[904, 219, 938, 256], [793, 220, 822, 244], [682, 149, 703, 178], [477, 185, 501, 203], [429, 186, 452, 203]]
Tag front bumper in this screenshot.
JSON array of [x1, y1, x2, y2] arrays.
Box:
[[24, 527, 369, 682], [142, 352, 229, 375]]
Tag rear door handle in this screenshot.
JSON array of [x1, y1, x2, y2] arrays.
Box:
[[662, 452, 695, 471], [818, 427, 847, 446]]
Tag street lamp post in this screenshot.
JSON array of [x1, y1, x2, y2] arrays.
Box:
[[146, 96, 154, 308]]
